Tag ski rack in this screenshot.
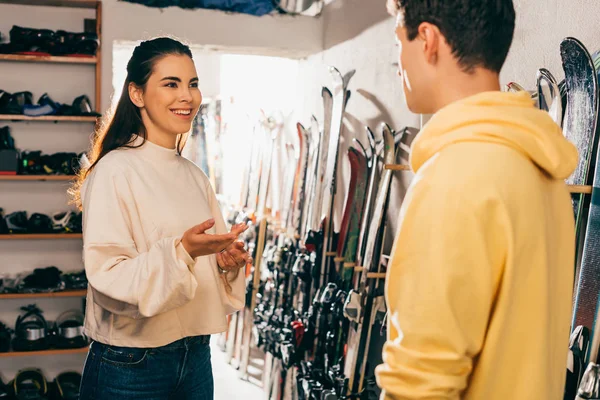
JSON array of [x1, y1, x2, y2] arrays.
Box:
[[332, 257, 387, 279], [332, 255, 387, 277], [384, 164, 593, 194], [239, 215, 268, 379]]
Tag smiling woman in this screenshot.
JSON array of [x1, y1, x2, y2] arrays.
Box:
[[67, 37, 250, 400], [127, 54, 202, 149], [70, 38, 198, 197]]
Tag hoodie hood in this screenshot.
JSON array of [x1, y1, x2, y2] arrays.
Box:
[[410, 91, 578, 180]]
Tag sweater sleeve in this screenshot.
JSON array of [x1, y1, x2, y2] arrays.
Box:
[[82, 163, 198, 319], [375, 177, 503, 399], [205, 178, 245, 314]]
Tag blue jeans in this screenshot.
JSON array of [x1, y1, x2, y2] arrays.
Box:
[[79, 335, 213, 400]]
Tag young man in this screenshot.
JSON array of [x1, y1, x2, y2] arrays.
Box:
[[375, 1, 579, 399]]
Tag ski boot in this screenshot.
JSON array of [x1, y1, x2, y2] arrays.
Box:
[[27, 213, 53, 233], [20, 151, 43, 175], [5, 211, 28, 234], [0, 126, 14, 150], [12, 305, 49, 351], [0, 209, 8, 234], [9, 25, 55, 53], [9, 369, 49, 400], [343, 290, 362, 323]]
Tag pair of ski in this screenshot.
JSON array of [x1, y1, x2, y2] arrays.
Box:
[[340, 124, 408, 397], [552, 38, 600, 400]]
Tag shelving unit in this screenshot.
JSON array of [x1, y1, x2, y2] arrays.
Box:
[[0, 348, 88, 358], [0, 115, 98, 122], [0, 0, 101, 365], [0, 234, 83, 240], [0, 290, 86, 299], [0, 54, 97, 64], [0, 175, 75, 181], [0, 0, 97, 8], [0, 0, 102, 113]]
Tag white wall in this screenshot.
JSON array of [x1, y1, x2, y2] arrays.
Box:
[[503, 0, 600, 87], [296, 16, 415, 236]]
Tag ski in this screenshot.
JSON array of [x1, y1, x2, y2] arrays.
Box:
[[290, 123, 310, 237], [566, 326, 590, 399], [229, 121, 269, 367], [536, 68, 563, 127], [299, 116, 321, 243], [343, 123, 396, 393], [565, 37, 600, 335], [337, 145, 369, 289], [306, 87, 333, 248], [320, 68, 357, 236], [315, 67, 355, 291], [281, 142, 298, 233], [575, 310, 600, 399], [356, 124, 402, 393], [355, 127, 377, 267], [240, 117, 280, 378], [308, 68, 355, 369]]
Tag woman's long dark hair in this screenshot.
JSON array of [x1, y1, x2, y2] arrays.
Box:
[[69, 37, 193, 209]]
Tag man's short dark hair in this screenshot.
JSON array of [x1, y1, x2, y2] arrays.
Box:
[[387, 0, 516, 73]]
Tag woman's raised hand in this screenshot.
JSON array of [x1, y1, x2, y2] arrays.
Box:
[[182, 219, 248, 259]]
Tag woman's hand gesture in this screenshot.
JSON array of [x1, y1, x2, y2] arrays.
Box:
[[181, 219, 248, 259], [216, 241, 252, 273]]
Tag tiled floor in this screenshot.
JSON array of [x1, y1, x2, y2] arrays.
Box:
[[211, 337, 264, 400]]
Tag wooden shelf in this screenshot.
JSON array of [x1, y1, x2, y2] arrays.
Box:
[[0, 290, 86, 299], [0, 347, 88, 358], [0, 234, 82, 240], [0, 54, 97, 65], [0, 115, 98, 122], [571, 185, 593, 194], [0, 0, 98, 9], [384, 164, 411, 171], [0, 175, 75, 181]]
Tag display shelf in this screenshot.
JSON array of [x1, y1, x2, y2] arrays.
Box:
[[0, 54, 97, 64], [0, 115, 98, 122], [0, 290, 86, 299], [0, 234, 82, 240], [0, 175, 75, 181], [0, 0, 97, 9], [0, 347, 88, 358], [384, 164, 411, 171], [570, 185, 593, 194]]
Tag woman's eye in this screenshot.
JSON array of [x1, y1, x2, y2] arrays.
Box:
[[165, 82, 177, 88], [190, 82, 199, 88]]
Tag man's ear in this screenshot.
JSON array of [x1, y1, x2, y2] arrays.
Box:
[[417, 22, 441, 65], [128, 82, 144, 108]]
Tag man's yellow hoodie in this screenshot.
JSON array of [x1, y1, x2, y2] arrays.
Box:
[[375, 91, 579, 399]]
